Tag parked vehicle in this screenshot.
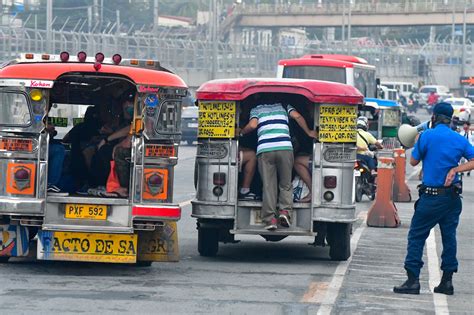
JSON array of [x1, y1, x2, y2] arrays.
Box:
[[444, 97, 472, 122], [380, 81, 415, 99], [0, 52, 187, 264], [181, 106, 198, 145], [192, 78, 364, 261]]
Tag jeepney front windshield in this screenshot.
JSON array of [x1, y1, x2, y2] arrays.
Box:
[[0, 91, 31, 126]]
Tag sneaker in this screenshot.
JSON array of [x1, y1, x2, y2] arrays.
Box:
[[76, 184, 90, 195], [264, 218, 278, 231], [278, 210, 291, 228], [238, 191, 257, 200], [47, 185, 69, 196]]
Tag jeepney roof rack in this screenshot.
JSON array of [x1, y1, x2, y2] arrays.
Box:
[[4, 52, 173, 74]]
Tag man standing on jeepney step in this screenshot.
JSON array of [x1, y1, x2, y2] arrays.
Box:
[[238, 97, 316, 230], [393, 102, 474, 296]]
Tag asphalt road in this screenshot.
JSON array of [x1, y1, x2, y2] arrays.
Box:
[[0, 109, 472, 314]]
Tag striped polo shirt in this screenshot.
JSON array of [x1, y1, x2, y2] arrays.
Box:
[[250, 103, 295, 155]]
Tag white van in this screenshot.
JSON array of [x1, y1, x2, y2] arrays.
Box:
[[381, 81, 415, 98], [379, 85, 400, 102]]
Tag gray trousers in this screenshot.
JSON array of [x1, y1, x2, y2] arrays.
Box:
[[257, 150, 294, 224]]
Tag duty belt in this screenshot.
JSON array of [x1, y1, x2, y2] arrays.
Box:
[[418, 184, 461, 196]]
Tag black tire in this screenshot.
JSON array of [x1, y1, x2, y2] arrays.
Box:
[[198, 228, 219, 257], [0, 256, 10, 263], [135, 260, 153, 267], [327, 223, 351, 261], [355, 178, 363, 202]]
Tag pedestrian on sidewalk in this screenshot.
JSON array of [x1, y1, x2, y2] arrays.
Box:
[[394, 102, 474, 295]]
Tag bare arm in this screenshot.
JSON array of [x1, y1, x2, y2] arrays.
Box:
[[444, 158, 474, 186], [289, 110, 317, 138], [98, 124, 130, 149], [239, 118, 258, 136], [410, 156, 420, 167]]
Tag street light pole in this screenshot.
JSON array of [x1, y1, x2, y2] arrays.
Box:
[[46, 0, 52, 52], [461, 4, 467, 94], [348, 0, 352, 55], [342, 0, 345, 45]]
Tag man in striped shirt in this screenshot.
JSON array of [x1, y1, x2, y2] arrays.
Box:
[[239, 101, 316, 230]]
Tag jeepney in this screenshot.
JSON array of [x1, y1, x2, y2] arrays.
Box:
[[0, 52, 187, 264], [363, 98, 402, 148], [192, 78, 364, 261]]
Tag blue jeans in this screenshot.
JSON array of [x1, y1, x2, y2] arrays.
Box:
[[404, 193, 462, 278], [48, 143, 65, 186], [357, 153, 377, 170]]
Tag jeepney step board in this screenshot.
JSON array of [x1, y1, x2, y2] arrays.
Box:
[[42, 224, 133, 234], [230, 228, 313, 236], [238, 201, 310, 208]]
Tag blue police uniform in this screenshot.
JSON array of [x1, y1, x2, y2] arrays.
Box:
[[404, 108, 474, 279]]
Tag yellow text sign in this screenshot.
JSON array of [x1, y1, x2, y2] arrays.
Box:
[[319, 105, 357, 143], [198, 101, 236, 138], [137, 222, 179, 262]]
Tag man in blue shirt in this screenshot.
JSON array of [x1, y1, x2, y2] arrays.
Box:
[[394, 102, 474, 295]]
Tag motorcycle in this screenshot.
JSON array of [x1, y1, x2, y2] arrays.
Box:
[[354, 147, 378, 202]]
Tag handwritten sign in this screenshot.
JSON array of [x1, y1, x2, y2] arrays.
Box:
[[198, 101, 236, 138], [319, 105, 357, 143]]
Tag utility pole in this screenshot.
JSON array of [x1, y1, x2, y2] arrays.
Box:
[[116, 10, 120, 35], [46, 0, 52, 52], [348, 0, 352, 55], [153, 0, 159, 32], [461, 4, 467, 94], [211, 0, 218, 79], [342, 0, 345, 43]]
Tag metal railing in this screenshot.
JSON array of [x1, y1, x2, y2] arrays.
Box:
[[0, 25, 472, 86]]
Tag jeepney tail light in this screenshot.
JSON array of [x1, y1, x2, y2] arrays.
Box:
[[60, 51, 69, 62], [324, 176, 337, 189], [41, 54, 50, 60], [132, 206, 181, 220], [213, 172, 226, 186], [77, 51, 87, 62], [25, 53, 34, 59], [112, 54, 122, 65]]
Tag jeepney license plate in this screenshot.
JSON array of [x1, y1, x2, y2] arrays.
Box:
[[64, 204, 107, 220], [37, 231, 137, 263]]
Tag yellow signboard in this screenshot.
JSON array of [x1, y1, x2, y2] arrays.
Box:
[[137, 222, 179, 262], [198, 101, 236, 138], [38, 231, 137, 263], [319, 105, 357, 143]]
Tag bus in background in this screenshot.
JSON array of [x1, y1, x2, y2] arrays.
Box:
[[277, 54, 377, 98]]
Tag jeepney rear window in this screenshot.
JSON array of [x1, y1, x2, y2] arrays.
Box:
[[283, 66, 346, 84], [0, 92, 31, 126]]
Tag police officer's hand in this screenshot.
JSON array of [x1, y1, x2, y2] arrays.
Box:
[[444, 168, 457, 187]]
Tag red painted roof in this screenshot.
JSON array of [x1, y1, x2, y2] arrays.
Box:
[[300, 54, 368, 64], [196, 78, 364, 105], [0, 62, 187, 88]]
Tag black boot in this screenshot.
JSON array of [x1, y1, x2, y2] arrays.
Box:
[[393, 270, 420, 294], [434, 272, 454, 295]]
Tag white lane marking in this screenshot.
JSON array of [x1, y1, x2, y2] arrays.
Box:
[[179, 199, 193, 207], [315, 212, 367, 315], [427, 229, 450, 315], [407, 165, 422, 181]]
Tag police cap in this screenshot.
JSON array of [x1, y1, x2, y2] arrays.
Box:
[[433, 102, 454, 118]]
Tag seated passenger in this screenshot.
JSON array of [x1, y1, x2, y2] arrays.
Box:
[[46, 123, 68, 196], [356, 117, 383, 171], [89, 90, 134, 196]]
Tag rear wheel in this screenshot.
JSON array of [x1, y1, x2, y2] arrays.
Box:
[[355, 178, 363, 202], [0, 257, 10, 263], [198, 228, 219, 257], [327, 223, 351, 261]]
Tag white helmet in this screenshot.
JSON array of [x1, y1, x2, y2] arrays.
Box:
[[357, 117, 368, 129]]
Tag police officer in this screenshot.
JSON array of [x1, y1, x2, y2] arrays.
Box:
[[394, 102, 474, 295]]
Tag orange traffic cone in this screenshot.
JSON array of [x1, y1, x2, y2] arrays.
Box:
[[392, 148, 412, 202], [367, 157, 401, 228]]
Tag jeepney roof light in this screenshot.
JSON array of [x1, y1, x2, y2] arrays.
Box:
[[95, 52, 105, 63], [112, 54, 122, 65], [77, 51, 87, 63], [25, 53, 34, 59], [60, 51, 70, 62], [146, 60, 154, 66], [41, 54, 50, 60], [130, 59, 139, 65]]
